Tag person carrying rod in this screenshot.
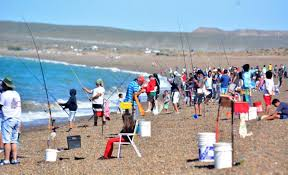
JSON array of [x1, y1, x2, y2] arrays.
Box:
[[83, 79, 106, 126], [124, 75, 146, 121]]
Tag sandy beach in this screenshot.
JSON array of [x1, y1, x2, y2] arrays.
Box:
[[0, 51, 288, 174]]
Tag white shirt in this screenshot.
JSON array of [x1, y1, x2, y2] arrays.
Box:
[[92, 86, 105, 104], [205, 77, 213, 90], [264, 79, 274, 96], [0, 90, 21, 120]]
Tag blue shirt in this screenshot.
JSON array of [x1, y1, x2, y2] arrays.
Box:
[[276, 102, 288, 115], [220, 75, 230, 88], [124, 80, 140, 103]]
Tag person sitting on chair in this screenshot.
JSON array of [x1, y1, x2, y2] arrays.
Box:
[[98, 111, 135, 159], [261, 99, 288, 120]]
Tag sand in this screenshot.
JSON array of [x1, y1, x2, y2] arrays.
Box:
[[0, 50, 288, 174]]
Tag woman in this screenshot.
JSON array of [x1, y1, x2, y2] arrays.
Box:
[[83, 79, 105, 126], [99, 111, 135, 159]]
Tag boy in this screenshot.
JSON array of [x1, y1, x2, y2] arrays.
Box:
[[261, 99, 288, 120], [117, 93, 124, 114], [58, 89, 78, 132], [263, 71, 274, 114]]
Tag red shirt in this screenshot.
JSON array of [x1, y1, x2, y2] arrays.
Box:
[[146, 79, 156, 93]]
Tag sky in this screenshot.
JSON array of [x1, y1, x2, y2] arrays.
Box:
[[0, 0, 287, 32]]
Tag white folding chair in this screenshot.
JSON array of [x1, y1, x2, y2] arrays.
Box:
[[116, 120, 142, 158]]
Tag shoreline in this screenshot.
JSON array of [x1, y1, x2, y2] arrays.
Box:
[[1, 49, 288, 74]]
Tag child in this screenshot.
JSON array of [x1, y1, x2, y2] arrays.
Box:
[[98, 111, 135, 159], [263, 71, 274, 114], [117, 93, 124, 114], [261, 99, 288, 120], [163, 90, 170, 113], [58, 89, 78, 132]]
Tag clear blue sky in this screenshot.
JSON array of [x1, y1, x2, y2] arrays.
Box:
[[0, 0, 287, 32]]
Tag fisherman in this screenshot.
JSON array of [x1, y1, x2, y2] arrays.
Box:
[[83, 79, 106, 126], [58, 89, 78, 132], [0, 77, 21, 165], [124, 75, 145, 120]]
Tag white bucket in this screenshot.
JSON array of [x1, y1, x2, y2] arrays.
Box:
[[138, 120, 151, 137], [45, 149, 59, 162], [214, 142, 232, 169], [197, 132, 216, 162]]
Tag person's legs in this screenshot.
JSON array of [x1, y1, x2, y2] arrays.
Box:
[[4, 143, 11, 161], [103, 137, 125, 158]]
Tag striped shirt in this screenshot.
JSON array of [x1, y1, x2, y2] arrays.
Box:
[[124, 80, 140, 103]]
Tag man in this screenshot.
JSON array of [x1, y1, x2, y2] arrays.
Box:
[[278, 64, 284, 88], [124, 75, 145, 120], [168, 71, 181, 114], [220, 69, 231, 94], [0, 77, 21, 165], [242, 64, 253, 105], [83, 79, 105, 126], [193, 70, 205, 116], [261, 99, 288, 120]]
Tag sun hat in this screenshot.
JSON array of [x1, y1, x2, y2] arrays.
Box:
[[96, 79, 103, 85], [2, 77, 15, 88]]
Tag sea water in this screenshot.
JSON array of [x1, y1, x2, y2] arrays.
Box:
[[0, 56, 171, 124]]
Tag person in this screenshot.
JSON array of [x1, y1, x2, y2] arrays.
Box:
[[98, 111, 135, 159], [0, 77, 21, 165], [83, 79, 105, 126], [0, 79, 4, 152], [220, 69, 231, 94], [268, 64, 272, 71], [153, 73, 161, 115], [261, 99, 288, 120], [116, 93, 124, 114], [204, 70, 213, 103], [167, 72, 181, 114], [193, 70, 205, 116], [145, 75, 157, 113], [263, 71, 274, 114], [242, 64, 253, 105], [58, 89, 78, 132], [278, 64, 284, 88], [162, 90, 170, 113], [124, 75, 145, 120]]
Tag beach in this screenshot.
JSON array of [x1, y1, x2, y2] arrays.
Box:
[[0, 50, 288, 174]]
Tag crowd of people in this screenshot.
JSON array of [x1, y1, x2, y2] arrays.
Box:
[[0, 63, 287, 163]]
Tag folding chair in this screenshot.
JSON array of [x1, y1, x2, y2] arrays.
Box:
[[116, 120, 142, 158]]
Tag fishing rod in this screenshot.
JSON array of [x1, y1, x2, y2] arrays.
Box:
[[177, 21, 188, 73], [20, 59, 69, 116], [185, 32, 194, 73], [69, 67, 91, 100], [23, 19, 53, 129], [220, 40, 230, 67]]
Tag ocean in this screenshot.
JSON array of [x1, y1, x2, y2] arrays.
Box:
[[0, 56, 170, 125]]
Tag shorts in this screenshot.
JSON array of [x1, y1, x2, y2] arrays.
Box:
[[194, 93, 205, 104], [263, 95, 272, 106], [171, 91, 180, 104], [92, 104, 104, 117], [221, 88, 228, 94], [147, 92, 156, 102], [163, 103, 169, 109], [68, 111, 76, 122], [2, 118, 21, 144], [206, 89, 212, 99], [280, 114, 288, 119]]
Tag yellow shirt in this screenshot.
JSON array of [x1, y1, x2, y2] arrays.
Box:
[[268, 64, 272, 71]]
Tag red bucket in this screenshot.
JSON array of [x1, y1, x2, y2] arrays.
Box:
[[234, 102, 249, 113], [253, 101, 263, 113]]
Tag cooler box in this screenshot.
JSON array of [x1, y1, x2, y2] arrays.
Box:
[[253, 101, 263, 113], [67, 135, 81, 150]]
